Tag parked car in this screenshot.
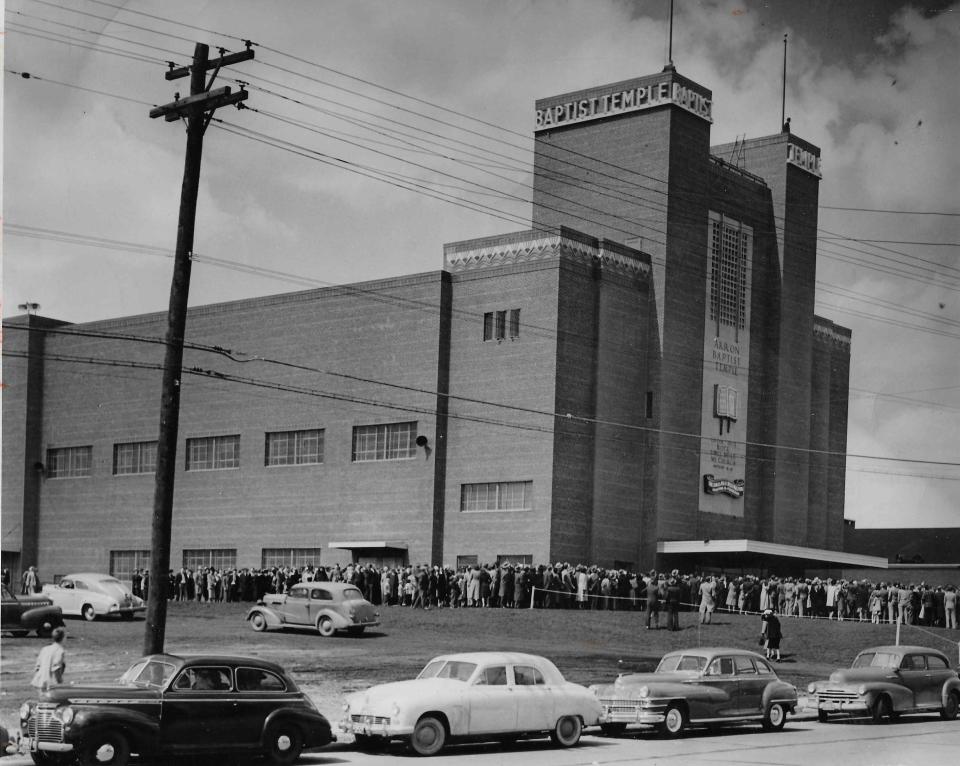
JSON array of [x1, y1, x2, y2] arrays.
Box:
[[42, 573, 145, 621], [246, 581, 380, 636], [340, 651, 602, 756], [590, 646, 798, 737], [0, 584, 64, 637], [19, 653, 335, 766], [807, 644, 960, 722]]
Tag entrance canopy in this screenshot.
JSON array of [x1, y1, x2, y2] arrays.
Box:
[[657, 538, 888, 575], [327, 541, 408, 568]]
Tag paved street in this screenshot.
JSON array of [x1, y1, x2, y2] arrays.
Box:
[[7, 717, 959, 766]]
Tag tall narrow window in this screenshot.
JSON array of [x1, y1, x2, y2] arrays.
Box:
[[495, 310, 506, 340], [509, 308, 521, 339], [709, 215, 749, 330], [645, 391, 654, 419], [482, 312, 493, 341]]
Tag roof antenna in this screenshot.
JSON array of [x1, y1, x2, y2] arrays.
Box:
[[781, 34, 789, 132], [663, 0, 676, 72]]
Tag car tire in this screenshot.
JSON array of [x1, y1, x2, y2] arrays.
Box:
[[36, 622, 55, 638], [871, 694, 892, 724], [658, 704, 686, 738], [817, 709, 829, 723], [81, 604, 97, 621], [600, 722, 627, 737], [317, 616, 336, 637], [409, 715, 446, 756], [249, 612, 269, 632], [263, 721, 304, 766], [79, 729, 130, 766], [940, 691, 959, 721], [550, 715, 582, 747], [762, 702, 787, 731]]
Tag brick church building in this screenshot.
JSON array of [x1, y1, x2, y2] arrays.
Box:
[[3, 65, 876, 581]]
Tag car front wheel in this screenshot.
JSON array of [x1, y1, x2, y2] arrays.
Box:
[[317, 616, 336, 637], [871, 694, 892, 723], [409, 715, 446, 756], [79, 729, 130, 766], [81, 604, 97, 621], [658, 704, 686, 738], [36, 621, 55, 638], [249, 612, 268, 632], [762, 702, 787, 730], [264, 721, 303, 766], [550, 715, 582, 747], [941, 691, 959, 721]]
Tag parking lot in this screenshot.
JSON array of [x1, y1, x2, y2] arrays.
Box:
[[2, 601, 958, 763]]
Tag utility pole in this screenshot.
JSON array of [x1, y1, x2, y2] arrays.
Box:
[[144, 41, 253, 655]]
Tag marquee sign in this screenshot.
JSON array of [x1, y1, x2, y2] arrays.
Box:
[[703, 474, 745, 498], [535, 76, 712, 132], [787, 142, 822, 178]]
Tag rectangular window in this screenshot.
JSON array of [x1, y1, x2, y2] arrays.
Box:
[[496, 554, 533, 566], [113, 440, 158, 475], [460, 481, 532, 512], [709, 216, 749, 330], [352, 422, 417, 462], [509, 308, 521, 339], [495, 310, 506, 340], [261, 548, 323, 569], [483, 312, 493, 341], [645, 391, 654, 419], [456, 555, 479, 570], [110, 550, 151, 582], [183, 549, 237, 571], [265, 429, 324, 466], [46, 446, 92, 479], [186, 435, 240, 471]]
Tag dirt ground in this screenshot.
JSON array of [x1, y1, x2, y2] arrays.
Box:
[[3, 600, 954, 738]]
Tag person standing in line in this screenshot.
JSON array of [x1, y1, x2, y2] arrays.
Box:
[[22, 566, 38, 595], [645, 573, 660, 630], [698, 576, 716, 624], [761, 609, 783, 662], [944, 586, 957, 630], [666, 577, 682, 631], [31, 627, 67, 691]]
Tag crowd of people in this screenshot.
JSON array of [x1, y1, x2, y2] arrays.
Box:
[[109, 563, 959, 631]]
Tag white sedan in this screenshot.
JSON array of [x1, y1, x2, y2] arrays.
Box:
[[340, 651, 602, 756], [42, 572, 145, 621]]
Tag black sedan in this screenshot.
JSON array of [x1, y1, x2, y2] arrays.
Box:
[[0, 583, 63, 638], [20, 653, 335, 766]]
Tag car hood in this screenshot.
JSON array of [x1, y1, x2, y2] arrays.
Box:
[[36, 684, 161, 704], [347, 678, 463, 710], [822, 668, 898, 686]]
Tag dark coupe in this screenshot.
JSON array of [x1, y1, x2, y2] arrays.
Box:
[[20, 653, 334, 766], [0, 584, 64, 638]]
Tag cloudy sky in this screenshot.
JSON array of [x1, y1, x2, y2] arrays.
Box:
[[3, 0, 958, 529]]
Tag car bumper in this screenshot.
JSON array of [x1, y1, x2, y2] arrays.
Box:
[[339, 716, 412, 739], [815, 698, 869, 714], [22, 736, 74, 754], [598, 707, 662, 726]]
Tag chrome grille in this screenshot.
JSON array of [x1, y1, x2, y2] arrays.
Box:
[[818, 690, 859, 702], [27, 705, 64, 743], [599, 698, 640, 713], [351, 714, 390, 726]]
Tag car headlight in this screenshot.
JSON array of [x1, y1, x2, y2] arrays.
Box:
[[857, 685, 868, 696], [807, 683, 817, 694], [637, 686, 650, 699], [19, 702, 31, 720], [57, 707, 74, 725]]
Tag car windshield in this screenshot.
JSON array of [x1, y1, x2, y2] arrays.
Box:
[[852, 652, 900, 669], [656, 654, 707, 672], [342, 587, 363, 600], [417, 660, 477, 682], [120, 659, 177, 688]]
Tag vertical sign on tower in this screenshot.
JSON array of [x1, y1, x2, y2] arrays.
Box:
[[700, 212, 752, 515]]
